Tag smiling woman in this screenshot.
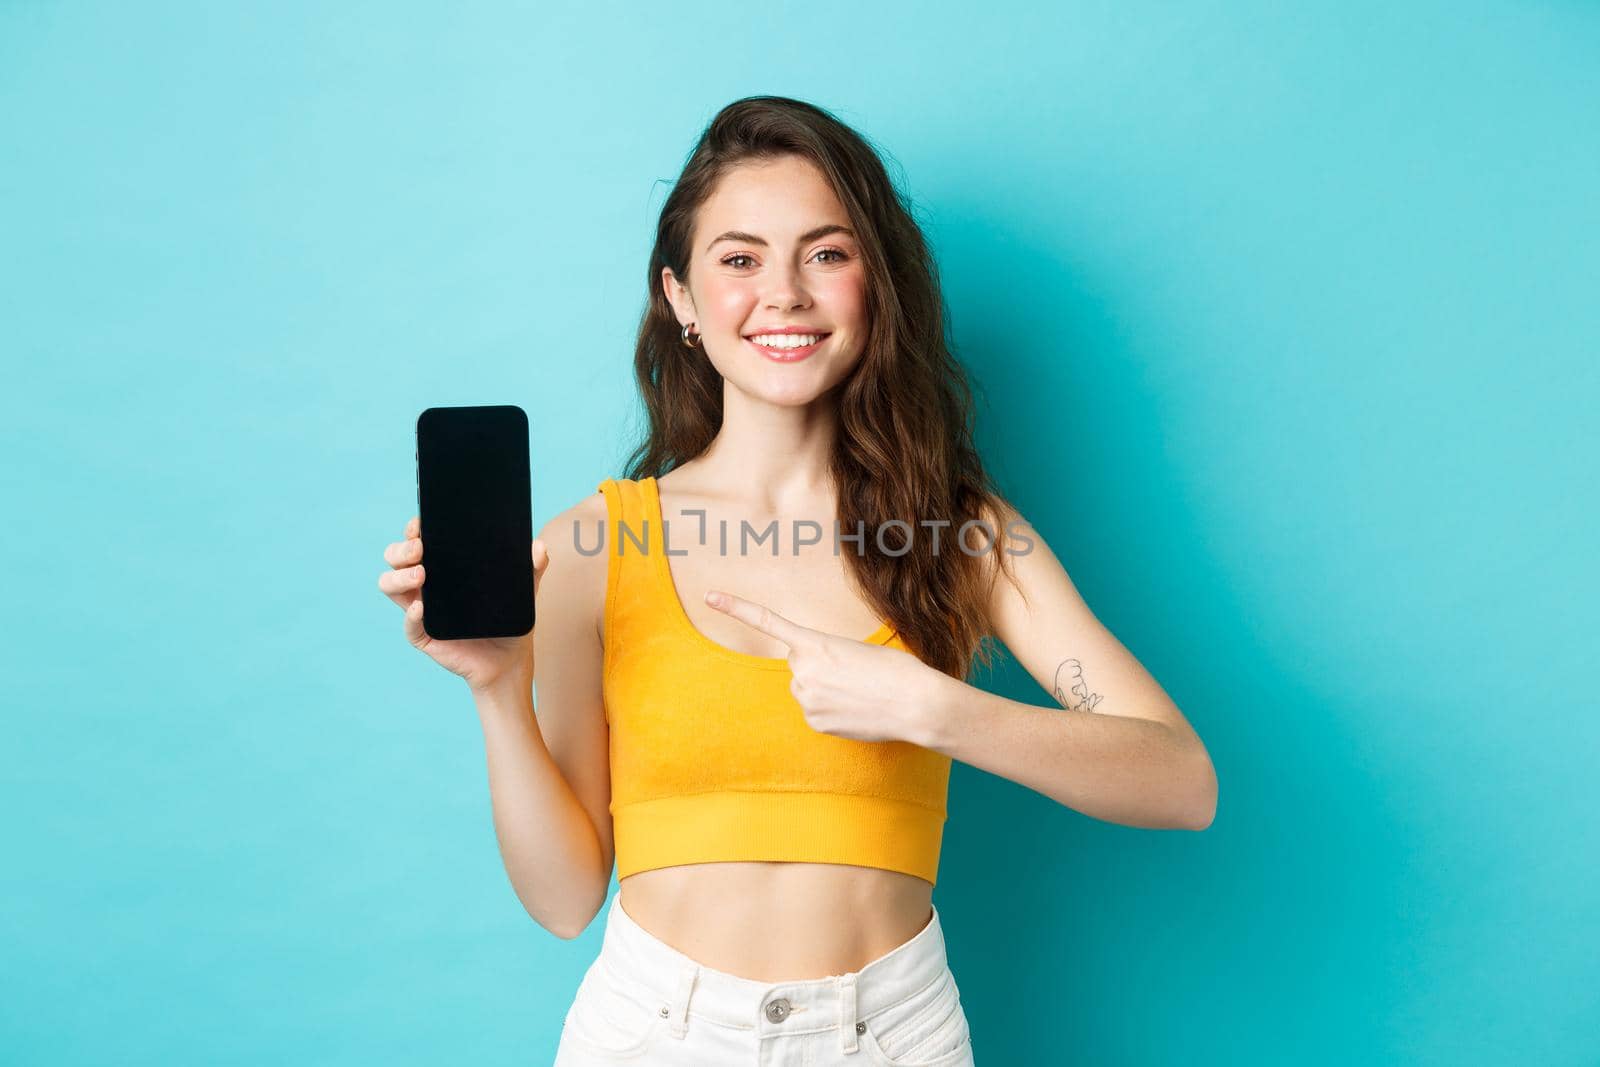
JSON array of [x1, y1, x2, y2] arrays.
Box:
[[364, 90, 1221, 1067], [377, 93, 1214, 1067]]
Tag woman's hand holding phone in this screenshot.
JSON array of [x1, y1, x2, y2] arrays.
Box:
[[378, 514, 550, 695]]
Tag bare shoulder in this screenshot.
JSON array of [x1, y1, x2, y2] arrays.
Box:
[[537, 488, 609, 563], [545, 487, 609, 532]]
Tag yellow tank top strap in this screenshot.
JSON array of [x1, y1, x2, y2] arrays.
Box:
[[595, 477, 672, 674], [595, 477, 635, 677]]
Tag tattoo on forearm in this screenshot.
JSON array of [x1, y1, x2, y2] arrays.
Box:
[[1051, 658, 1105, 713]]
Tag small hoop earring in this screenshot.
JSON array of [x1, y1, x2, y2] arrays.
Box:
[[681, 322, 702, 349]]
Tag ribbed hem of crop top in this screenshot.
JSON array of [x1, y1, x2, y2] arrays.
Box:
[[594, 476, 953, 887], [613, 791, 945, 884]]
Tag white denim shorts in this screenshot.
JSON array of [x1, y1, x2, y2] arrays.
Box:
[[553, 892, 975, 1066]]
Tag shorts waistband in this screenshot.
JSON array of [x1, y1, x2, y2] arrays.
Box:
[[594, 891, 950, 1051]]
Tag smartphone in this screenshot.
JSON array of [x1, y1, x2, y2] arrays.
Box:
[[414, 404, 534, 640]]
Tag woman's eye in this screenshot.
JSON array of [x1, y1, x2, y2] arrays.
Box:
[[721, 248, 850, 270]]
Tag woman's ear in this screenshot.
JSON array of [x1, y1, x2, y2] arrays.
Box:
[[661, 266, 695, 328]]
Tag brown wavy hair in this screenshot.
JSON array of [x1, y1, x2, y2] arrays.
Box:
[[621, 95, 1021, 680]]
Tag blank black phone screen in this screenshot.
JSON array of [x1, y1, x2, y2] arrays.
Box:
[[414, 404, 533, 640]]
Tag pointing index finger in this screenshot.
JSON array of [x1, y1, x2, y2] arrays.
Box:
[[705, 591, 814, 649]]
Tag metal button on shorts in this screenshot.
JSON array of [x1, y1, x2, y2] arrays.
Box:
[[764, 997, 792, 1022]]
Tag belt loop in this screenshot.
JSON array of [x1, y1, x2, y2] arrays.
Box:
[[667, 962, 698, 1039], [837, 972, 860, 1054]]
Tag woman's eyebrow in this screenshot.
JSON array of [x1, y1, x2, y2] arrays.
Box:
[[706, 224, 855, 252]]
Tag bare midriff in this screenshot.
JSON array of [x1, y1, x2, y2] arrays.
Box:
[[618, 860, 935, 982]]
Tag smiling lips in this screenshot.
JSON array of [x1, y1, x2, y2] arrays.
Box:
[[746, 332, 831, 362]]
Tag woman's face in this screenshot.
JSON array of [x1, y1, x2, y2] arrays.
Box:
[[664, 154, 868, 406]]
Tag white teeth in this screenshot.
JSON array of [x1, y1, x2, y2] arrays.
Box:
[[750, 334, 823, 349]]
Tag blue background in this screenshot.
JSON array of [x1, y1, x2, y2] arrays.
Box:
[[4, 2, 1596, 1064]]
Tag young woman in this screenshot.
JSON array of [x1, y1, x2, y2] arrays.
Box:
[[378, 96, 1217, 1066]]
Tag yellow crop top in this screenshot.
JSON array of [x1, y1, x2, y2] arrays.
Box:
[[595, 476, 952, 886]]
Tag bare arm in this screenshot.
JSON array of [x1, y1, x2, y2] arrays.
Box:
[[473, 494, 615, 939], [919, 679, 1214, 829], [915, 502, 1217, 830]]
